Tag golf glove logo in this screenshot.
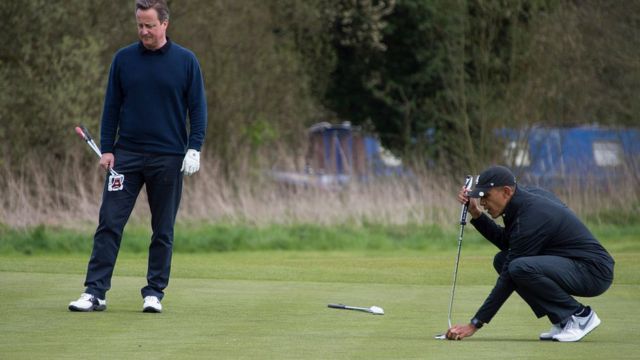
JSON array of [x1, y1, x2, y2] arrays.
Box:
[[181, 149, 200, 176]]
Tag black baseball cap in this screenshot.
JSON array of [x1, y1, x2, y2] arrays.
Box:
[[468, 165, 516, 198]]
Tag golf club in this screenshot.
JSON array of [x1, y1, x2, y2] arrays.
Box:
[[435, 175, 473, 340], [328, 303, 385, 315], [74, 125, 124, 191]]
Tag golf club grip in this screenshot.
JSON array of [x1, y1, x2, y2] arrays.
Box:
[[459, 175, 473, 225], [74, 126, 87, 141], [327, 304, 346, 309], [80, 125, 94, 142]]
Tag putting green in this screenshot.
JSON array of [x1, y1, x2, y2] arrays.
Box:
[[0, 252, 638, 359]]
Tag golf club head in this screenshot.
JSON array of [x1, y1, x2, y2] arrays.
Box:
[[369, 306, 384, 315], [434, 334, 447, 340]]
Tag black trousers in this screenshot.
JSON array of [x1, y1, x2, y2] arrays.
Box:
[[494, 251, 612, 324], [84, 148, 184, 300]]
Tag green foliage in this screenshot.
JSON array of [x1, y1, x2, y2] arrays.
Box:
[[317, 0, 640, 171], [0, 225, 92, 255], [321, 0, 546, 170], [0, 222, 463, 254], [586, 202, 640, 227], [0, 0, 637, 193], [0, 0, 106, 165], [243, 118, 278, 152], [511, 1, 640, 127], [0, 0, 322, 173], [166, 0, 319, 173], [1, 222, 637, 254], [268, 0, 338, 101]]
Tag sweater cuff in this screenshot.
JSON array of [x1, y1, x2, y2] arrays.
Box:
[[470, 213, 490, 226]]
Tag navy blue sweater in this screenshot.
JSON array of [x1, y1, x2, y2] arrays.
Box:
[[100, 40, 207, 155], [470, 186, 614, 324]]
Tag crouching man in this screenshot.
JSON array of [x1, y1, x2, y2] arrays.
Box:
[[446, 166, 614, 342]]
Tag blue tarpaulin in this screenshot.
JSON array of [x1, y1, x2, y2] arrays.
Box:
[[501, 126, 640, 187]]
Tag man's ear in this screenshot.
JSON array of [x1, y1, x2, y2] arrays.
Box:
[[503, 186, 515, 199]]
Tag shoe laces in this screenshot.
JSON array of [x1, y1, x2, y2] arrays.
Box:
[[562, 315, 581, 332], [79, 293, 94, 301]]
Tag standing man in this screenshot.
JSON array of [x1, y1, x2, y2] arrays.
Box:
[[446, 166, 614, 341], [69, 0, 207, 313]]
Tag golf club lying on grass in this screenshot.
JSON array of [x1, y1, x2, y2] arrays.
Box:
[[328, 303, 384, 315], [74, 125, 124, 191], [435, 175, 474, 340]]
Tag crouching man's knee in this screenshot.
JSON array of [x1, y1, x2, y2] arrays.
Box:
[[493, 251, 508, 274], [507, 257, 537, 281]]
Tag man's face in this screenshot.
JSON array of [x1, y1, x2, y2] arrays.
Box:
[[479, 186, 512, 218], [136, 8, 168, 50]]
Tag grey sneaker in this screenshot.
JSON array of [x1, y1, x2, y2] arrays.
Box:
[[539, 323, 563, 340], [68, 293, 106, 312], [553, 310, 601, 342], [143, 296, 162, 313]]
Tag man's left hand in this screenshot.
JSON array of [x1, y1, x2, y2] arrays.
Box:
[[181, 149, 200, 176], [446, 323, 478, 340]]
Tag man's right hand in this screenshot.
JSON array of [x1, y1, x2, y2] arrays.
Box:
[[446, 323, 478, 340], [458, 186, 482, 219], [100, 152, 115, 172]]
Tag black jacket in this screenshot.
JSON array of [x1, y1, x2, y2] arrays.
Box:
[[470, 186, 615, 323]]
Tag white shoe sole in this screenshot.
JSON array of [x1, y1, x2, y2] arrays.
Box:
[[539, 328, 562, 341], [143, 306, 162, 313], [68, 303, 106, 312]]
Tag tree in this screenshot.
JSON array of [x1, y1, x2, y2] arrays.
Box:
[[0, 0, 106, 165]]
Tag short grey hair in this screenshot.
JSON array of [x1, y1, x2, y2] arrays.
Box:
[[136, 0, 170, 22]]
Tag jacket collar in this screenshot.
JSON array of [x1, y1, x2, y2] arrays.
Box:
[[502, 185, 523, 221]]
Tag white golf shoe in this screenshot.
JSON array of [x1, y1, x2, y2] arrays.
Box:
[[539, 323, 563, 340], [553, 310, 601, 342], [143, 296, 162, 313], [68, 293, 106, 312]]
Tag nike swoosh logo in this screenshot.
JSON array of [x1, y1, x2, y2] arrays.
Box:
[[578, 314, 592, 330]]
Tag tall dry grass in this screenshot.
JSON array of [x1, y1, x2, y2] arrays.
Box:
[[0, 156, 458, 229], [180, 161, 458, 227], [0, 156, 638, 229]]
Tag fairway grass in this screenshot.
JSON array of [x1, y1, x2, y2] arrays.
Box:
[[1, 251, 639, 359]]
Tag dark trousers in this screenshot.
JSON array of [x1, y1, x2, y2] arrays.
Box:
[[494, 251, 612, 324], [84, 148, 183, 300]]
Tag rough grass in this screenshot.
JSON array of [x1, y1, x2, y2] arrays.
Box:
[[0, 251, 639, 359], [1, 156, 638, 229], [1, 222, 639, 255]]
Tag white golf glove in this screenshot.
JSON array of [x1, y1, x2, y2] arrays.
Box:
[[181, 149, 200, 176]]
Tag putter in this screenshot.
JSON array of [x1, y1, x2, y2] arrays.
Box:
[[328, 303, 384, 315], [75, 125, 124, 191], [435, 175, 473, 340]]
